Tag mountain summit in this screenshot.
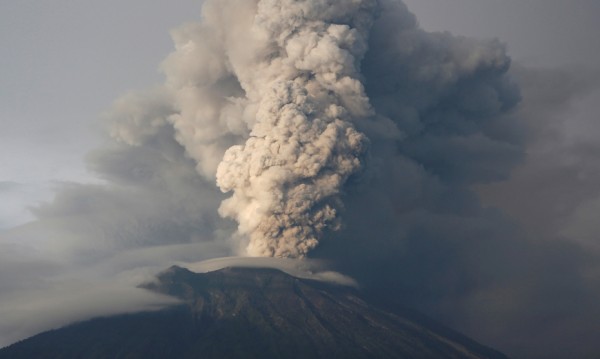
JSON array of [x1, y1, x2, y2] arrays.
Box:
[[0, 266, 508, 359]]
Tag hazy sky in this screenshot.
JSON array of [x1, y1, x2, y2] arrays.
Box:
[[1, 1, 600, 358], [0, 0, 201, 227]]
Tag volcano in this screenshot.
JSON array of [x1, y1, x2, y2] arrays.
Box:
[[0, 266, 507, 358]]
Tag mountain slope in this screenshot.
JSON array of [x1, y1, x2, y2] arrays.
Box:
[[0, 266, 508, 359]]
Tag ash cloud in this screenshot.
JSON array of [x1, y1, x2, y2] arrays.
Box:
[[309, 3, 600, 358], [164, 0, 379, 257], [2, 1, 600, 358], [159, 0, 522, 259]]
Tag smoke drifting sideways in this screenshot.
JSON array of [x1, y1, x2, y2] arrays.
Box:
[[2, 0, 600, 358]]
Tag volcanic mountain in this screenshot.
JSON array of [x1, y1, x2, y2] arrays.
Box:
[[0, 266, 508, 359]]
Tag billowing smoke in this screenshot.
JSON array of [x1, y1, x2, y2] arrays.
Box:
[[163, 0, 380, 257], [159, 0, 519, 259]]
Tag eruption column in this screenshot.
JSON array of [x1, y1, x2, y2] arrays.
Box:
[[214, 0, 377, 257]]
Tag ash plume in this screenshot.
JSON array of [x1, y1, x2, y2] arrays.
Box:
[[164, 0, 380, 257], [161, 0, 518, 258]]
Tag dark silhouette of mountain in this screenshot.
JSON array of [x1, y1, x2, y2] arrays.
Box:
[[0, 266, 508, 359]]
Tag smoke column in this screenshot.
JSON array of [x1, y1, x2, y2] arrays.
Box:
[[157, 0, 518, 261], [165, 0, 380, 257]]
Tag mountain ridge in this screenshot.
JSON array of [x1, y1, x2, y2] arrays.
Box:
[[0, 266, 508, 359]]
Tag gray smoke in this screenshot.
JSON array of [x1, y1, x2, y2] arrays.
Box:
[[158, 0, 521, 258], [163, 0, 381, 257]]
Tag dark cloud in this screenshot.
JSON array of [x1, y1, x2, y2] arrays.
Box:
[[311, 2, 600, 358], [315, 62, 600, 359], [478, 66, 600, 244]]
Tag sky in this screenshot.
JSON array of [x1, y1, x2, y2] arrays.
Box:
[[1, 1, 600, 358], [0, 0, 201, 228]]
